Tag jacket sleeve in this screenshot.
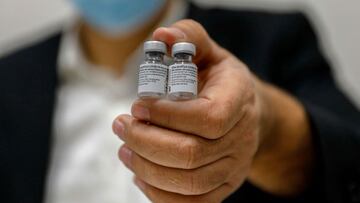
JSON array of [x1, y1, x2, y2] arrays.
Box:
[[272, 14, 360, 203]]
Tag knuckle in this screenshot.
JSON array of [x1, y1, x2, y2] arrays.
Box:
[[204, 101, 232, 138], [175, 19, 209, 43], [179, 19, 203, 30], [184, 171, 208, 195], [127, 119, 146, 145], [191, 165, 229, 195], [188, 20, 204, 31], [179, 138, 202, 169], [126, 118, 138, 136]]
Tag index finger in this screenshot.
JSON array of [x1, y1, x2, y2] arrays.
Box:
[[153, 19, 226, 66]]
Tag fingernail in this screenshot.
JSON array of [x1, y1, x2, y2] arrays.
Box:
[[166, 27, 186, 39], [119, 146, 132, 169], [113, 120, 125, 140], [132, 105, 150, 120], [134, 178, 146, 191]]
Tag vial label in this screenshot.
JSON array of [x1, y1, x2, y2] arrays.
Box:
[[138, 64, 168, 94], [168, 64, 198, 95]]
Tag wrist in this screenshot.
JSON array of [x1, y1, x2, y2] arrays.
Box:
[[253, 77, 277, 154], [249, 77, 315, 196]]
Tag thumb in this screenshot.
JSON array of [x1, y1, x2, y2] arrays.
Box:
[[152, 19, 227, 66]]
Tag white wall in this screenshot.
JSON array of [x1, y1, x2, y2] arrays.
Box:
[[0, 0, 359, 107], [0, 0, 73, 56]]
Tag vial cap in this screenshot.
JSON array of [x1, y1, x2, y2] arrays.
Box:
[[172, 42, 196, 57], [144, 41, 167, 54]]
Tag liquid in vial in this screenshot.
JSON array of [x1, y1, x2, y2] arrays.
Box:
[[168, 42, 198, 100], [138, 41, 168, 99]]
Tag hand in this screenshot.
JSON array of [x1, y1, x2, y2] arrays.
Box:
[[113, 20, 313, 202], [113, 19, 261, 202]]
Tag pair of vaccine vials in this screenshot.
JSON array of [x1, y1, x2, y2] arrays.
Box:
[[138, 41, 198, 101]]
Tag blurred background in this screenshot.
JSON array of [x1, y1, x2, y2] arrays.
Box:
[[0, 0, 359, 108]]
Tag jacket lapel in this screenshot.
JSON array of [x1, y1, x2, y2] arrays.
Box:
[[0, 33, 61, 202]]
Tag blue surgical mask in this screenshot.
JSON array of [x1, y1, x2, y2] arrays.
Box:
[[72, 0, 166, 35]]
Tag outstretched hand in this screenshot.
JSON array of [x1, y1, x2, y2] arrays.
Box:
[[113, 19, 313, 202]]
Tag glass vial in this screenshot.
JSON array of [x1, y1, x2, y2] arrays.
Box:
[[138, 41, 168, 99], [168, 42, 198, 100]]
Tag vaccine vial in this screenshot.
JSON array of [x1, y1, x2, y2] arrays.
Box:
[[168, 42, 198, 100], [138, 41, 168, 99]]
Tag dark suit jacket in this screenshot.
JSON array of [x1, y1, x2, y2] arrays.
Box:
[[1, 3, 360, 203]]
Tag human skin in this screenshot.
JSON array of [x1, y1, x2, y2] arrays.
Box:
[[112, 20, 315, 203], [75, 0, 314, 201], [78, 1, 170, 75]]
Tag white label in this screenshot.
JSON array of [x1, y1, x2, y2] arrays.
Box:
[[138, 63, 168, 94], [168, 63, 198, 95]]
